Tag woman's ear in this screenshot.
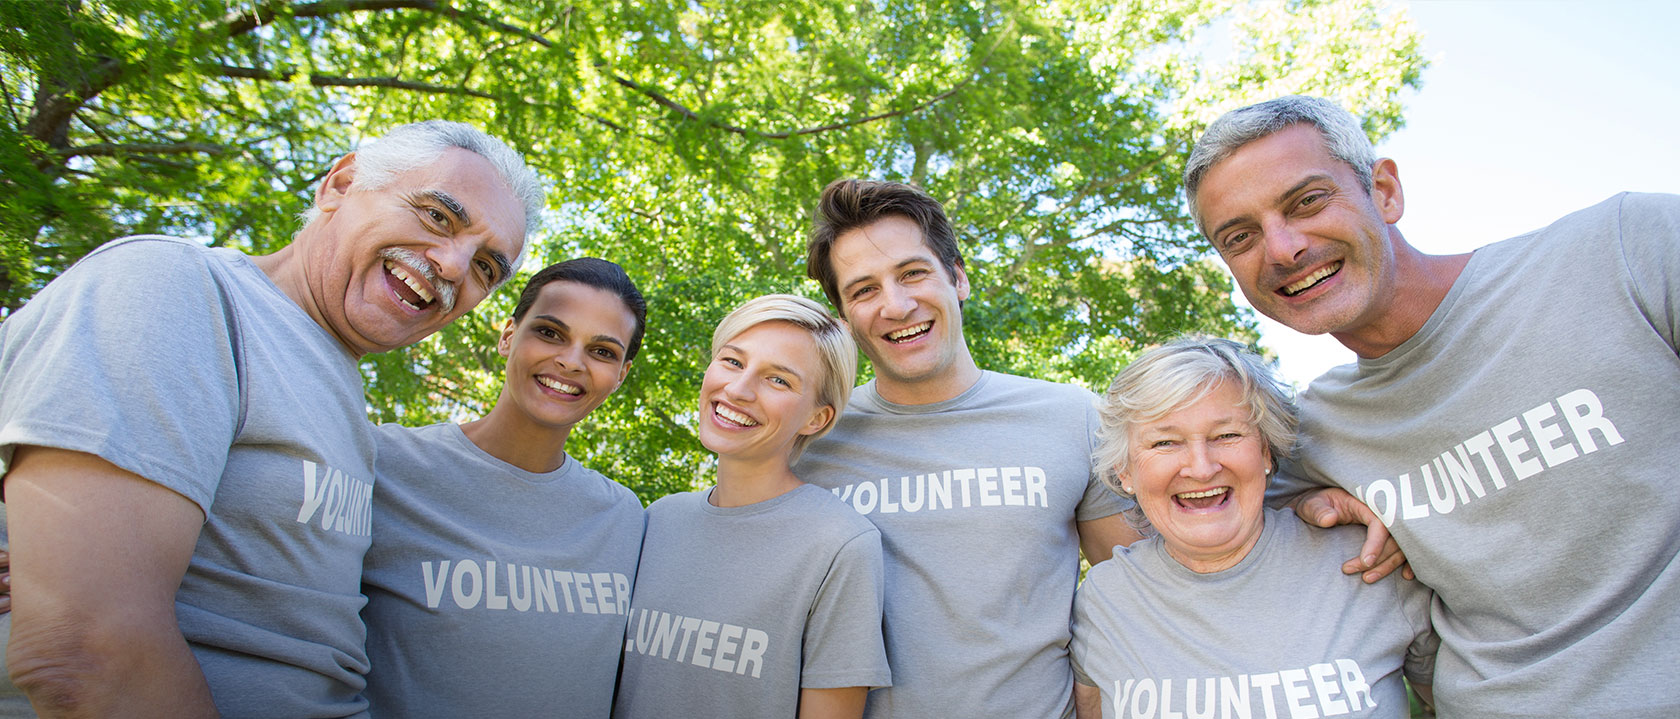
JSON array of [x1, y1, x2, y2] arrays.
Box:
[[799, 405, 836, 436]]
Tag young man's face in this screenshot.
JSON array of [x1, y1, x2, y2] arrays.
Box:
[[827, 215, 971, 395], [307, 147, 526, 356], [1193, 124, 1404, 341]]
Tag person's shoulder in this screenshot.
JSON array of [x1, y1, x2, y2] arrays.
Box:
[[1261, 507, 1362, 565], [982, 371, 1098, 405], [1079, 537, 1157, 593], [646, 489, 704, 516], [570, 461, 644, 510], [84, 234, 221, 270], [56, 235, 222, 289], [788, 483, 879, 538]]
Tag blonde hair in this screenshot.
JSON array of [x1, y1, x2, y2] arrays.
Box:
[[710, 294, 858, 461]]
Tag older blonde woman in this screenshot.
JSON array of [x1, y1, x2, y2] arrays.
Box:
[[1071, 337, 1436, 719], [615, 295, 890, 719]]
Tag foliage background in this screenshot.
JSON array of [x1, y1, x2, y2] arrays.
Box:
[[1, 0, 1425, 502]]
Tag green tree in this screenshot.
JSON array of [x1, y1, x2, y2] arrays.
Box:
[[1, 0, 1425, 502]]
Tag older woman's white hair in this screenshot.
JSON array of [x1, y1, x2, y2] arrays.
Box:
[[710, 294, 858, 462], [1093, 336, 1299, 532]]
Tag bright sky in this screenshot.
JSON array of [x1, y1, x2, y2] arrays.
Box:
[[1247, 0, 1680, 387]]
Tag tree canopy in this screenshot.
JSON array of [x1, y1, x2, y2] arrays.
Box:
[[1, 0, 1425, 501]]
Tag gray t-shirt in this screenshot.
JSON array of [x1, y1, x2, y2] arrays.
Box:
[[795, 371, 1129, 719], [362, 422, 645, 717], [1071, 509, 1437, 719], [614, 483, 890, 718], [1269, 193, 1680, 718], [0, 235, 376, 717]]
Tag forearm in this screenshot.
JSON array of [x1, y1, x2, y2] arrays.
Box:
[[6, 445, 216, 718], [798, 686, 867, 719], [10, 607, 215, 718]]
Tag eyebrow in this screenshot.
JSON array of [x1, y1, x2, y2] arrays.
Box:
[[839, 256, 934, 295], [412, 189, 473, 227], [718, 343, 804, 380], [533, 315, 627, 349], [1209, 174, 1332, 240], [414, 189, 517, 281]]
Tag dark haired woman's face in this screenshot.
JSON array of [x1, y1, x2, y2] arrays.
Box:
[[496, 280, 636, 430]]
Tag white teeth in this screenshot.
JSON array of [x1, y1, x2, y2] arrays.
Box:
[[537, 376, 582, 395], [386, 260, 435, 303], [715, 404, 758, 427], [888, 322, 931, 340], [1176, 487, 1229, 499], [1283, 262, 1341, 296]]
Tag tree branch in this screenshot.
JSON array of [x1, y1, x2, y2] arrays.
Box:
[[59, 142, 230, 159], [213, 0, 557, 47], [210, 64, 494, 99], [598, 16, 1016, 140]]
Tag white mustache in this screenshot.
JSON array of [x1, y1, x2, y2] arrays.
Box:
[[381, 247, 457, 314]]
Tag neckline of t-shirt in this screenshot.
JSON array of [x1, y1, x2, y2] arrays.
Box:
[[1149, 505, 1285, 581], [212, 242, 363, 364], [442, 421, 577, 485], [859, 370, 994, 415], [1353, 247, 1489, 374], [697, 482, 818, 516]]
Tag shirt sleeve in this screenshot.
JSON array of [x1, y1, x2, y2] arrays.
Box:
[[1395, 571, 1440, 686], [799, 527, 892, 689], [0, 237, 243, 513], [1615, 193, 1680, 354], [1078, 396, 1131, 521]]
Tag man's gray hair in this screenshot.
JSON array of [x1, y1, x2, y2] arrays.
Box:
[[1182, 96, 1376, 238], [302, 120, 546, 275], [1093, 336, 1299, 535]]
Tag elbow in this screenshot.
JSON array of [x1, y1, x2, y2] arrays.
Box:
[[10, 619, 114, 714]]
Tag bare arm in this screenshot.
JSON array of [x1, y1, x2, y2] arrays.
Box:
[[6, 446, 217, 718], [1074, 682, 1102, 719], [1077, 514, 1142, 566], [1288, 487, 1412, 582], [797, 686, 868, 719]]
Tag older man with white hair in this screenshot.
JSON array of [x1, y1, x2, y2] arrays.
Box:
[[0, 120, 543, 718]]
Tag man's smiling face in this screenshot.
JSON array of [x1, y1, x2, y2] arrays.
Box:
[[307, 147, 526, 356], [828, 214, 971, 398], [1194, 123, 1404, 341]]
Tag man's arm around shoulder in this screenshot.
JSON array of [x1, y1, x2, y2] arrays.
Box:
[[6, 446, 217, 718]]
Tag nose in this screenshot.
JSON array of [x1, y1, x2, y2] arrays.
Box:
[[1260, 218, 1309, 267], [728, 370, 760, 402], [879, 282, 915, 320], [1181, 440, 1220, 481], [425, 238, 475, 284], [552, 342, 586, 372]]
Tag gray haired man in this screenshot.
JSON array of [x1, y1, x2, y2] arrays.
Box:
[[0, 121, 542, 717], [1187, 95, 1680, 717]]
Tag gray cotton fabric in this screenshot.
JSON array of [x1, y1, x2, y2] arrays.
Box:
[[1268, 193, 1680, 718], [0, 235, 375, 718], [362, 422, 645, 717], [795, 371, 1130, 719], [1071, 509, 1437, 719], [614, 483, 889, 718]]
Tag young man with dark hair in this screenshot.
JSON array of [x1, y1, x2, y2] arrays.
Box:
[[796, 178, 1141, 719]]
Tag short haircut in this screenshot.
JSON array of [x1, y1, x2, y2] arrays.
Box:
[[806, 178, 964, 309], [1182, 95, 1377, 238], [1093, 336, 1299, 533], [709, 294, 858, 462], [302, 120, 547, 280], [512, 258, 649, 361]]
